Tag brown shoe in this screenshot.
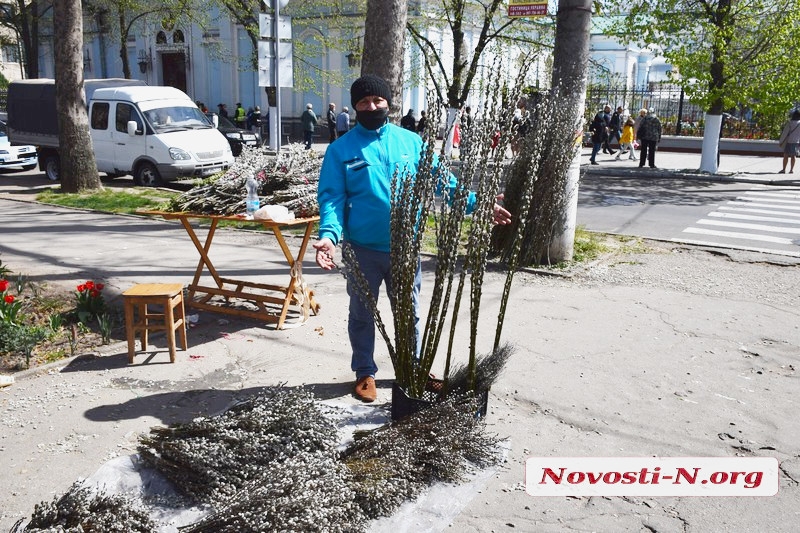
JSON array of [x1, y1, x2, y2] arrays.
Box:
[[354, 376, 377, 402]]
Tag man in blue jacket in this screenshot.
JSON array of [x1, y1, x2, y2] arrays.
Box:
[[313, 74, 511, 402]]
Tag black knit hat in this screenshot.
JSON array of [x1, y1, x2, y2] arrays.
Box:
[[350, 75, 392, 108]]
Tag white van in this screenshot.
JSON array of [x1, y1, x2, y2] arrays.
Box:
[[7, 80, 234, 185], [89, 86, 234, 185]]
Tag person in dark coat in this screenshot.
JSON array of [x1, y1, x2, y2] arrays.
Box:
[[589, 108, 607, 165], [327, 103, 338, 142], [400, 109, 416, 131], [416, 110, 427, 135], [300, 103, 318, 150], [600, 105, 615, 155], [636, 109, 662, 168]]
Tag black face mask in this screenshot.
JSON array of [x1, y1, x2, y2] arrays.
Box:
[[356, 108, 389, 130]]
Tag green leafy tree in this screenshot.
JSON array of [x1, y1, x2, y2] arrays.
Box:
[[84, 0, 196, 79], [606, 0, 800, 171], [0, 0, 44, 78]]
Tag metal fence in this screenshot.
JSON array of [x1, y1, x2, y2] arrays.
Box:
[[584, 84, 770, 139]]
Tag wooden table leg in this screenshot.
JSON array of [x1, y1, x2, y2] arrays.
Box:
[[124, 298, 135, 363], [272, 222, 318, 329], [179, 217, 225, 302]]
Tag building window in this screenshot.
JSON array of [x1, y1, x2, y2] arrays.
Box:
[[173, 29, 184, 43], [2, 45, 19, 63], [202, 29, 220, 42], [156, 31, 167, 44]]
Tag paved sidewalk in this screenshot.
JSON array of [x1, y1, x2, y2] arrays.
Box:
[[0, 161, 798, 531], [580, 147, 800, 186]]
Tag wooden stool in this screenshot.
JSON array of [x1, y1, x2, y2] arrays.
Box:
[[123, 283, 187, 363]]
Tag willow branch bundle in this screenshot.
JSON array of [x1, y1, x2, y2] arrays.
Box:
[[164, 143, 321, 216], [446, 343, 514, 395], [459, 54, 534, 388], [137, 387, 339, 504], [341, 394, 502, 519], [179, 451, 365, 533], [13, 482, 156, 533]]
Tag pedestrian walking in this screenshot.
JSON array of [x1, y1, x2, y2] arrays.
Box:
[[589, 108, 607, 165], [234, 103, 247, 128], [400, 109, 417, 131], [637, 109, 662, 168], [312, 74, 511, 403], [601, 105, 616, 155], [417, 110, 427, 135], [300, 103, 318, 150], [608, 106, 623, 152], [616, 117, 637, 161], [336, 106, 350, 137], [327, 103, 338, 143], [633, 108, 647, 137], [249, 106, 262, 133], [778, 109, 800, 174]]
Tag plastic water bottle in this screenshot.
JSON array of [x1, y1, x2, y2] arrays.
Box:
[[245, 174, 260, 218]]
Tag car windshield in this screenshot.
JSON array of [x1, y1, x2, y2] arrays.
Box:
[[207, 113, 238, 130], [144, 106, 211, 131]]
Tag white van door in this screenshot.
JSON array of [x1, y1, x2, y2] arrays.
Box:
[[89, 101, 114, 172], [112, 102, 147, 174]]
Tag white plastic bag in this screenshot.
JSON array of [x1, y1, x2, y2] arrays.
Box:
[[254, 205, 295, 222]]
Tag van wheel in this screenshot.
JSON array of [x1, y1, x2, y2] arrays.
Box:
[[232, 143, 243, 157], [134, 162, 162, 187], [43, 155, 60, 181]]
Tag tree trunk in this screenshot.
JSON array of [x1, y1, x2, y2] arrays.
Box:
[[698, 0, 730, 173], [54, 0, 101, 193], [17, 0, 39, 78], [119, 12, 131, 79], [547, 0, 592, 262], [362, 0, 408, 120]]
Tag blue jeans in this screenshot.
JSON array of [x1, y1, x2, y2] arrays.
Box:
[[347, 243, 421, 379], [590, 141, 602, 163]]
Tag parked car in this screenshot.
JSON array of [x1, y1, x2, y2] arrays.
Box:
[[207, 113, 259, 156], [0, 120, 37, 172]]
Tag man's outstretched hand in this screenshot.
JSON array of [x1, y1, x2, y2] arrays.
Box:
[[493, 194, 512, 225], [313, 238, 336, 270]]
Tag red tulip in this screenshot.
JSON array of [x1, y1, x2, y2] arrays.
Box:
[[4, 294, 14, 304]]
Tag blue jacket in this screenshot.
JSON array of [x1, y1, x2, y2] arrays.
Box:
[[318, 121, 475, 252]]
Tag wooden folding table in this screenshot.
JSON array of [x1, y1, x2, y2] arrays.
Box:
[[140, 210, 320, 329]]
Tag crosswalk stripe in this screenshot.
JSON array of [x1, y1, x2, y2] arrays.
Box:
[[718, 206, 800, 218], [677, 188, 800, 257], [726, 201, 800, 211], [735, 195, 800, 206], [707, 212, 800, 225], [746, 191, 800, 200], [682, 227, 794, 244], [696, 218, 800, 235], [670, 238, 800, 258]]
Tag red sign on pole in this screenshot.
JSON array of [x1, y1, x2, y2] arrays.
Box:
[[508, 0, 548, 18]]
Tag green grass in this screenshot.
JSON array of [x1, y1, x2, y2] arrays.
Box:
[[571, 226, 611, 263], [37, 188, 177, 215]]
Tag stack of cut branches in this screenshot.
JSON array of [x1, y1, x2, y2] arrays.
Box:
[[163, 143, 321, 217]]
